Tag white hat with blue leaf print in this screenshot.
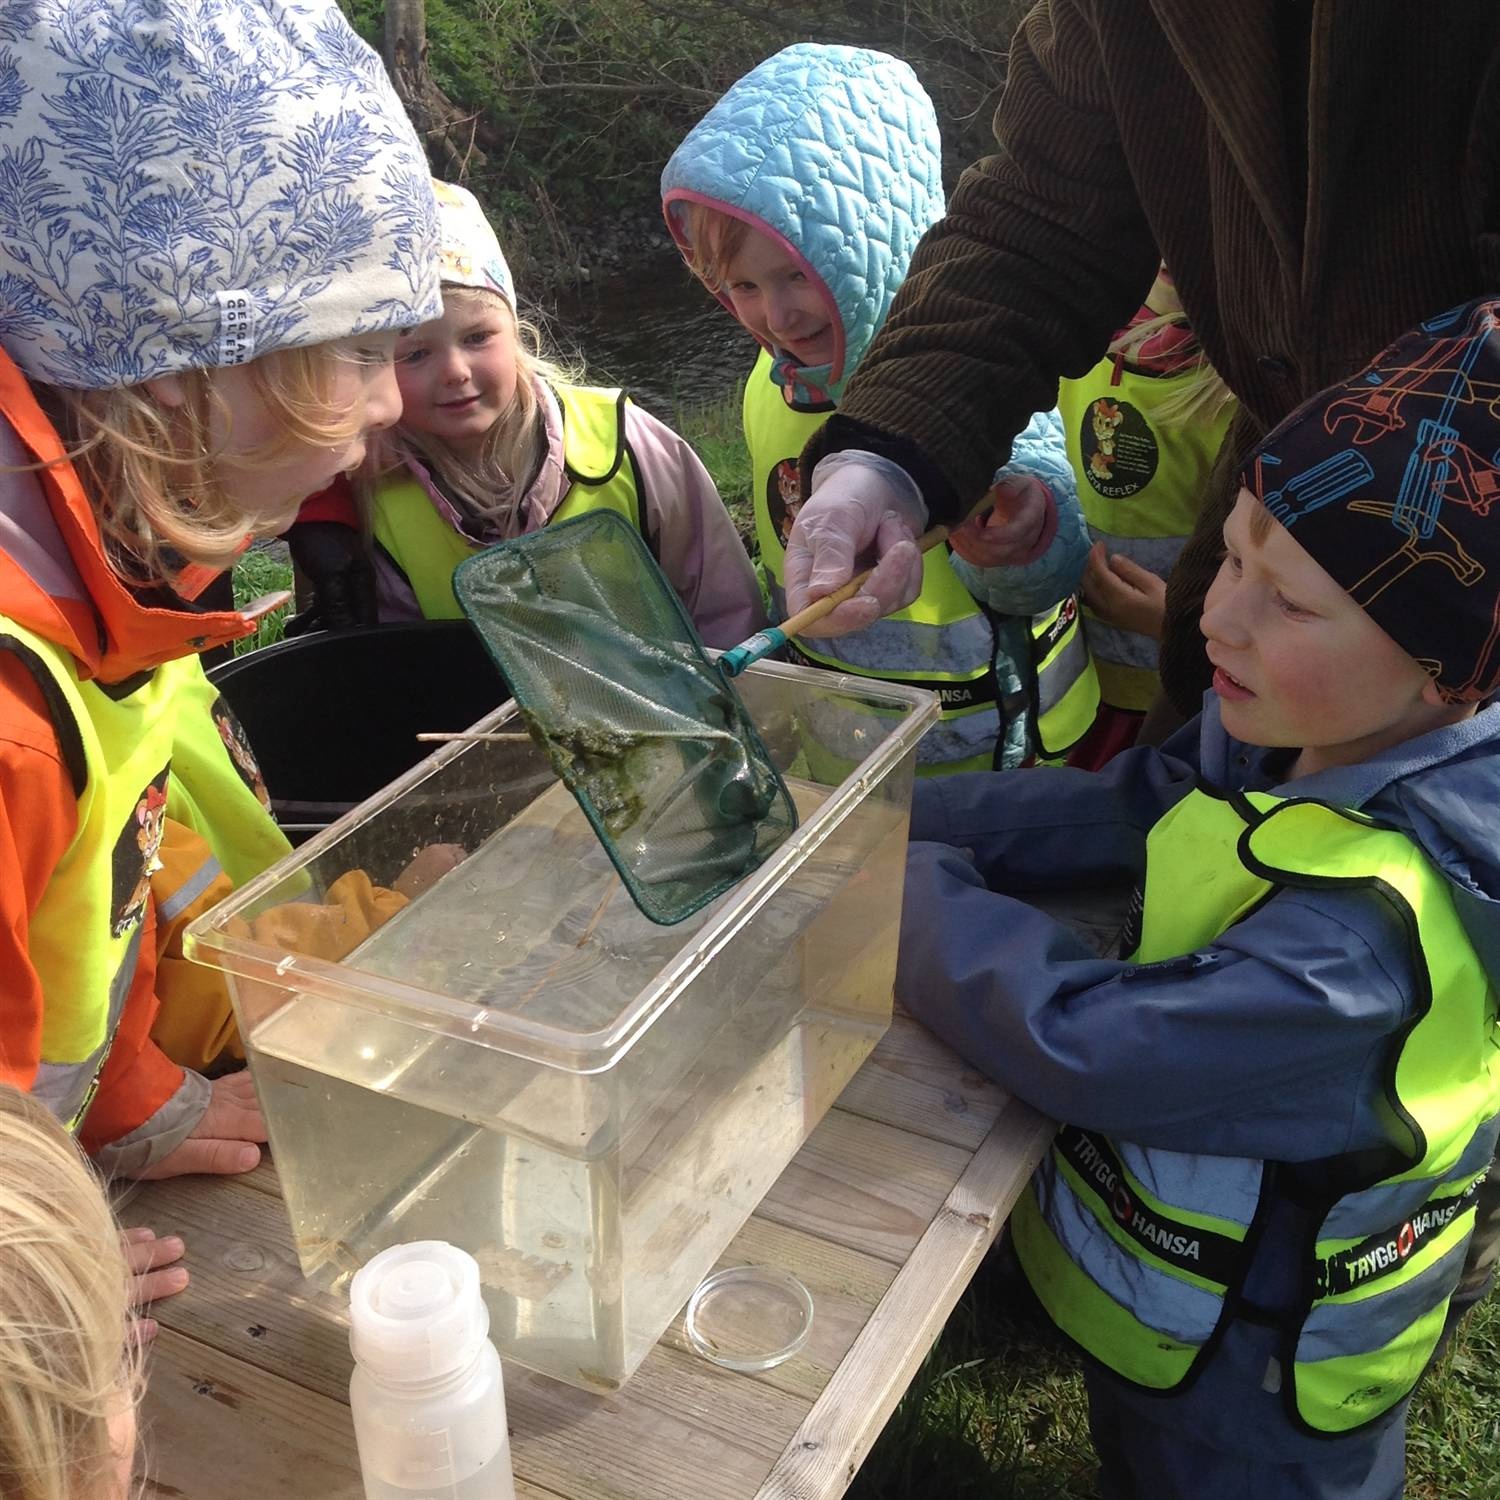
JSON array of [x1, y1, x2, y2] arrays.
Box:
[[0, 0, 443, 389]]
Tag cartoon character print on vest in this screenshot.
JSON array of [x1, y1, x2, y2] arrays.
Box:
[[767, 458, 803, 547], [212, 696, 271, 809], [1080, 397, 1160, 500], [111, 766, 170, 938]]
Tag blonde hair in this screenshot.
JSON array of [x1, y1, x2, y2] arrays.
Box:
[[0, 1085, 138, 1500], [41, 343, 369, 583], [383, 286, 581, 534], [675, 201, 750, 292], [1107, 312, 1235, 430]]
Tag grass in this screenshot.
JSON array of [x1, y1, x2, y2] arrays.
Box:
[[674, 392, 755, 553], [230, 542, 293, 655], [847, 1248, 1500, 1499]]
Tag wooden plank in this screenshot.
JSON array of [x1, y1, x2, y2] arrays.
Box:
[[119, 1176, 354, 1404], [137, 1327, 564, 1500], [753, 1095, 1054, 1500], [757, 1108, 973, 1265], [659, 1215, 897, 1404], [124, 1177, 811, 1500], [834, 1013, 1008, 1152], [503, 1345, 806, 1500]]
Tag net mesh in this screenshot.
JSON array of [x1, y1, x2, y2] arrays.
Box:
[[453, 511, 798, 925]]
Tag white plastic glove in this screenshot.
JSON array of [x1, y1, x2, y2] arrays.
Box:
[[783, 452, 928, 637]]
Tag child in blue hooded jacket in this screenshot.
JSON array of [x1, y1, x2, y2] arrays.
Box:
[[662, 44, 1088, 771]]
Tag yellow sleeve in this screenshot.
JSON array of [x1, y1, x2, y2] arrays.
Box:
[[150, 819, 410, 1072]]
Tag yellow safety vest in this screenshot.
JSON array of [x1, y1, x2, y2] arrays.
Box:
[[1057, 356, 1234, 711], [743, 351, 1001, 774], [371, 386, 646, 620], [1027, 597, 1101, 761], [0, 621, 283, 1127], [1012, 788, 1500, 1434]]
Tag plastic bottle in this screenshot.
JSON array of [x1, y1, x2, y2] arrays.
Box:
[[348, 1241, 516, 1500]]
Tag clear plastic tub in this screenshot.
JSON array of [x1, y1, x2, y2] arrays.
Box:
[[186, 658, 937, 1392]]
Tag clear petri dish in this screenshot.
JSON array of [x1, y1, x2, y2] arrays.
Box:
[[684, 1264, 814, 1372]]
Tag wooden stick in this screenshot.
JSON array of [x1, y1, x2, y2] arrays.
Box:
[[773, 522, 952, 641], [416, 730, 533, 744]]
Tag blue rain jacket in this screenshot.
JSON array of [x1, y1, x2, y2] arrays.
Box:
[[899, 698, 1500, 1463]]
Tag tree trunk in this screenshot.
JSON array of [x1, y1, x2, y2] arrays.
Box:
[[382, 0, 486, 180]]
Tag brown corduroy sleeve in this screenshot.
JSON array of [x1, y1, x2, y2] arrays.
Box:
[[802, 0, 1160, 522]]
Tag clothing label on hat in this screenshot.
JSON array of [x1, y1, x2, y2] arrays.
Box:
[[216, 291, 257, 365]]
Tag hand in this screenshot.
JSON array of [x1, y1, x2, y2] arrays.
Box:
[[284, 520, 376, 634], [1080, 540, 1167, 638], [128, 1069, 268, 1182], [948, 475, 1051, 568], [122, 1226, 189, 1341], [783, 458, 926, 637], [392, 842, 466, 901]]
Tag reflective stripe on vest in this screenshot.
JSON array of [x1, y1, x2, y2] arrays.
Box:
[[0, 621, 196, 1128], [371, 385, 645, 620], [165, 657, 290, 887], [743, 350, 1000, 773], [1058, 355, 1234, 711], [1027, 596, 1100, 759], [1013, 788, 1500, 1435]]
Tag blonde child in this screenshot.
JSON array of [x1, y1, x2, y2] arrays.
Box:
[[0, 0, 440, 1224], [289, 180, 765, 647], [662, 44, 1089, 771], [0, 1085, 140, 1500]]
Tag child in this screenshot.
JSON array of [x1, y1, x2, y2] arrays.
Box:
[[289, 180, 765, 648], [662, 44, 1089, 772], [897, 298, 1500, 1497], [1065, 265, 1235, 766], [0, 0, 440, 1200], [0, 1084, 139, 1500]]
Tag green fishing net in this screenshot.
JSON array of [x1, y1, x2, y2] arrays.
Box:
[[452, 511, 798, 925]]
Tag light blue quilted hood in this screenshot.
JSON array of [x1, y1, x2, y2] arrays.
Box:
[[661, 44, 943, 405]]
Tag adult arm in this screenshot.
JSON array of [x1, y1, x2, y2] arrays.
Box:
[[802, 0, 1161, 523]]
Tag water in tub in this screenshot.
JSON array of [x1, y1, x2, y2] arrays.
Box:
[[247, 775, 905, 1388]]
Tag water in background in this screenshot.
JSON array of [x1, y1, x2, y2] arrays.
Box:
[[542, 250, 757, 418]]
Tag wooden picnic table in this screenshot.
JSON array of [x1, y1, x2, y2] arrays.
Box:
[[120, 1009, 1051, 1500]]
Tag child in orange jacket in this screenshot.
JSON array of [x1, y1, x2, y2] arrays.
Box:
[[0, 0, 442, 1294]]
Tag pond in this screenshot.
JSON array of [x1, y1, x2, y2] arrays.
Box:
[[541, 250, 760, 418]]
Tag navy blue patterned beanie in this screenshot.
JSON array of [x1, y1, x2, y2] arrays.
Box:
[[1242, 299, 1500, 702]]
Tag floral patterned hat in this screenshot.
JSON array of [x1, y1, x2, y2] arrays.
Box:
[[431, 180, 516, 309], [0, 0, 443, 388]]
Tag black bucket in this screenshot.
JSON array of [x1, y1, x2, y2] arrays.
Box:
[[209, 621, 510, 843]]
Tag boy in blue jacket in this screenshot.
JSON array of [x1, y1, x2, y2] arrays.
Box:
[[898, 298, 1500, 1499]]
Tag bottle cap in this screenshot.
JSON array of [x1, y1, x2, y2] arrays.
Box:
[[349, 1241, 489, 1382]]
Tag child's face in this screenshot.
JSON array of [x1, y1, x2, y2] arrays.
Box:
[[1201, 490, 1459, 777], [394, 290, 519, 459], [721, 229, 836, 369], [208, 333, 403, 525]]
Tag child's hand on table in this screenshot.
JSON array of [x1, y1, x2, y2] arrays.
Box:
[[122, 1226, 188, 1341]]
